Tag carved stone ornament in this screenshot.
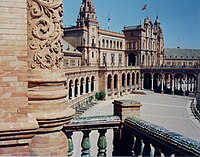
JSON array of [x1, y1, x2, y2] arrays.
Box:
[[28, 0, 64, 69]]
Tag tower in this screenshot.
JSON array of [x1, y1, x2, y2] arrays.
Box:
[[77, 0, 98, 27], [76, 0, 99, 66]]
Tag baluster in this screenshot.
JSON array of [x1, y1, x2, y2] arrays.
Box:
[[133, 136, 143, 156], [131, 135, 136, 156], [97, 129, 107, 156], [112, 128, 121, 156], [154, 146, 162, 156], [66, 132, 74, 156], [81, 130, 91, 157], [142, 140, 152, 156]]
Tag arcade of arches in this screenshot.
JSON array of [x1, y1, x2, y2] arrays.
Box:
[[68, 76, 96, 100], [103, 70, 141, 99], [142, 72, 198, 95]]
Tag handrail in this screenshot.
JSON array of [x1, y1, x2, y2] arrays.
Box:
[[64, 115, 121, 131], [124, 116, 200, 156], [141, 65, 200, 70], [191, 98, 200, 123]]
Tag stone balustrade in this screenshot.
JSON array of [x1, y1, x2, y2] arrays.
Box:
[[116, 116, 200, 156], [191, 98, 200, 123], [63, 98, 200, 156], [63, 115, 121, 156]]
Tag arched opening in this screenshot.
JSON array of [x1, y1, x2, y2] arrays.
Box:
[[132, 73, 135, 86], [107, 74, 112, 91], [144, 73, 151, 89], [69, 80, 73, 99], [102, 39, 105, 47], [174, 73, 184, 95], [164, 73, 173, 94], [91, 76, 95, 92], [153, 73, 162, 93], [114, 74, 118, 89], [75, 79, 79, 97], [80, 78, 84, 95], [128, 53, 136, 66], [86, 77, 90, 93], [122, 73, 126, 88], [186, 73, 197, 95], [127, 73, 130, 87], [136, 72, 140, 85]]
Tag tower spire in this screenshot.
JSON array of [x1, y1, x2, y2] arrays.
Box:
[[77, 0, 98, 27]]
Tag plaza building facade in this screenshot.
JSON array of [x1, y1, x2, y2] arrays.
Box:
[[0, 0, 199, 156], [63, 0, 199, 104]]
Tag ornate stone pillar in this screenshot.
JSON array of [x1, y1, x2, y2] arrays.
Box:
[[111, 77, 114, 99], [151, 73, 154, 91], [28, 0, 74, 155], [77, 83, 80, 97]]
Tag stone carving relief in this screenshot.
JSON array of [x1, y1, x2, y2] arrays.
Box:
[[28, 0, 64, 69]]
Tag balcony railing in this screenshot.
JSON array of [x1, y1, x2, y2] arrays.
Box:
[[141, 65, 200, 70], [119, 116, 200, 156], [63, 115, 121, 156], [63, 116, 200, 156]]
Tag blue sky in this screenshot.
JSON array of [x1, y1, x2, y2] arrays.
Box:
[[63, 0, 200, 49]]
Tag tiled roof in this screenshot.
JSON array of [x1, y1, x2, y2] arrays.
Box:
[[62, 39, 82, 57], [164, 48, 200, 60]]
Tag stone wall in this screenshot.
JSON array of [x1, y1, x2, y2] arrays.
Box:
[[0, 0, 28, 123]]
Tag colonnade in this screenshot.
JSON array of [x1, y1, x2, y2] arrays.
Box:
[[106, 72, 141, 98], [68, 76, 96, 100], [142, 73, 197, 95]]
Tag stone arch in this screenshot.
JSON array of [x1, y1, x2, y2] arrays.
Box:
[[144, 73, 151, 89], [80, 77, 84, 95], [86, 76, 90, 93], [114, 74, 118, 89], [153, 73, 162, 93], [136, 72, 140, 85], [132, 72, 135, 86], [127, 73, 130, 86], [122, 73, 126, 88], [102, 39, 105, 47], [107, 74, 112, 90], [68, 80, 73, 99], [91, 76, 95, 92], [74, 78, 79, 97]]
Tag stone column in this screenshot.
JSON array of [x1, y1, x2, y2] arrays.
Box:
[[188, 78, 191, 92], [171, 76, 175, 95], [28, 0, 75, 155], [141, 76, 144, 90], [134, 73, 137, 90], [94, 81, 96, 92], [111, 77, 114, 99], [83, 82, 86, 95], [88, 80, 91, 93], [77, 83, 80, 97], [161, 76, 164, 94], [151, 73, 154, 91], [71, 85, 75, 99], [182, 77, 186, 96], [197, 72, 200, 98]]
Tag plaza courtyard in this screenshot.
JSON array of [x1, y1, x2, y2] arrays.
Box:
[[72, 91, 200, 156]]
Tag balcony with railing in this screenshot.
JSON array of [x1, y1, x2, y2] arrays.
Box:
[[64, 99, 200, 156]]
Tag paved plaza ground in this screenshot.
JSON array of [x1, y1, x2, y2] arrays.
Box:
[[72, 91, 200, 156]]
